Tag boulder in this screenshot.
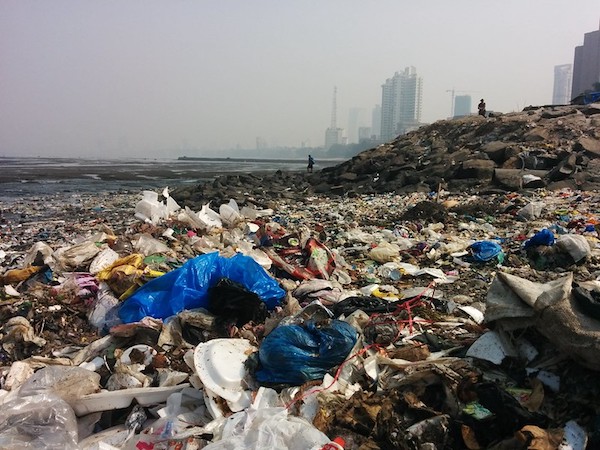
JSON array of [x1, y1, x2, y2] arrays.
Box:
[[457, 159, 495, 180], [493, 169, 548, 190], [524, 128, 551, 142], [575, 136, 600, 157]]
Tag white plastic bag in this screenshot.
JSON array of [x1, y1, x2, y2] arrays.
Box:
[[202, 407, 329, 450]]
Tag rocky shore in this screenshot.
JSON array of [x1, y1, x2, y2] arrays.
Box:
[[170, 102, 600, 208]]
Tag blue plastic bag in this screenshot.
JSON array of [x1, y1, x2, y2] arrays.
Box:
[[118, 252, 285, 323], [255, 320, 358, 385], [469, 241, 503, 262], [523, 228, 555, 249]]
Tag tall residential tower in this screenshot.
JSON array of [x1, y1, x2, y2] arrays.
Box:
[[553, 64, 573, 104], [572, 24, 600, 98], [453, 95, 472, 117], [380, 67, 423, 142]]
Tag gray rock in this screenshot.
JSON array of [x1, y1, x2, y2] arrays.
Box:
[[457, 159, 495, 180], [575, 136, 600, 157]]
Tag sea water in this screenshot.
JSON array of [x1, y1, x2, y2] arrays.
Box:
[[0, 156, 340, 201]]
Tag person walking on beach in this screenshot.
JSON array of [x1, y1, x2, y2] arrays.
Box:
[[478, 99, 486, 117], [307, 154, 315, 173]]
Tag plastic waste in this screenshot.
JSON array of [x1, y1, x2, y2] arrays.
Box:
[[134, 189, 180, 225], [219, 199, 242, 226], [119, 252, 285, 323], [133, 233, 172, 256], [4, 360, 34, 391], [197, 203, 223, 229], [22, 241, 54, 268], [88, 283, 122, 333], [468, 240, 503, 262], [523, 228, 555, 249], [194, 338, 256, 414], [19, 365, 101, 408], [255, 320, 357, 385], [208, 277, 268, 328], [377, 262, 402, 280], [320, 437, 346, 449], [0, 393, 79, 449], [1, 316, 47, 350], [201, 407, 330, 450], [88, 247, 120, 274], [0, 265, 45, 285], [517, 201, 544, 221], [555, 234, 591, 263], [466, 330, 518, 365], [305, 238, 336, 279], [368, 241, 401, 263], [53, 240, 101, 271], [71, 384, 190, 416]]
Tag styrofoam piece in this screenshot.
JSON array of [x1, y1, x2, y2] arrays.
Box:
[[226, 389, 252, 412], [71, 384, 189, 416], [193, 338, 256, 406], [251, 387, 281, 410], [466, 330, 517, 365], [559, 420, 587, 450], [457, 306, 484, 324], [79, 356, 105, 372], [4, 285, 20, 297], [526, 368, 561, 393], [516, 339, 539, 363], [120, 344, 156, 367], [204, 387, 224, 420]]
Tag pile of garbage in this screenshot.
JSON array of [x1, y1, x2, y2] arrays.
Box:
[[1, 184, 600, 449]]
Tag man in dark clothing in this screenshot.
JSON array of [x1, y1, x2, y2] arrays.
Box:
[[307, 155, 315, 173], [478, 99, 486, 117]]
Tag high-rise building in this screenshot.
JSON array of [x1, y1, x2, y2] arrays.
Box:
[[347, 108, 366, 144], [453, 95, 472, 117], [553, 64, 573, 104], [380, 67, 423, 142], [358, 126, 372, 141], [371, 105, 381, 139], [572, 25, 600, 98], [324, 87, 344, 150]]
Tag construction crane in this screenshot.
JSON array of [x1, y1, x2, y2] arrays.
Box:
[[446, 89, 480, 117]]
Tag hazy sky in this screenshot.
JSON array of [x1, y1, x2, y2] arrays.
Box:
[[1, 1, 599, 158]]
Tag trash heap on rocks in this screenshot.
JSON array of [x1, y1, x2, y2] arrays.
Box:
[[1, 180, 600, 450], [316, 103, 600, 195]]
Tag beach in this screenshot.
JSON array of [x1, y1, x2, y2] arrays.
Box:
[[1, 167, 600, 447]]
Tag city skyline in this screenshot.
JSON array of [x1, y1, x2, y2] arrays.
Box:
[[1, 1, 599, 158]]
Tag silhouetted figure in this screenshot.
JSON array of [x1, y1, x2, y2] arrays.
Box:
[[478, 99, 486, 117], [307, 154, 315, 173]]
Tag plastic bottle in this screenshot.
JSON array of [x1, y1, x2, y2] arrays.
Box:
[[320, 437, 345, 450]]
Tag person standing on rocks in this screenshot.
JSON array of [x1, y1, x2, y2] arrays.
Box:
[[307, 154, 315, 173], [478, 99, 486, 117]]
